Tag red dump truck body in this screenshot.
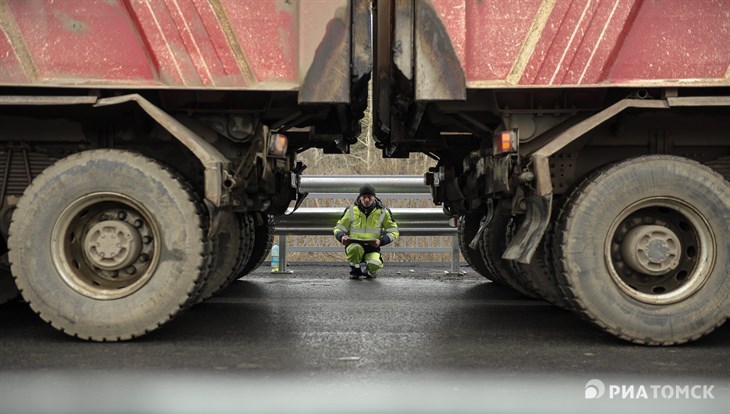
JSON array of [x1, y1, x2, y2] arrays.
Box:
[[432, 0, 730, 87], [0, 0, 359, 95], [371, 0, 730, 160], [3, 0, 726, 89]]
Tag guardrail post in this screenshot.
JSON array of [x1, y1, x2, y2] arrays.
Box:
[[280, 236, 288, 271], [275, 235, 293, 274], [445, 233, 465, 275]]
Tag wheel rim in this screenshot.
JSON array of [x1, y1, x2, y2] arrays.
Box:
[[51, 192, 161, 300], [605, 197, 715, 305]]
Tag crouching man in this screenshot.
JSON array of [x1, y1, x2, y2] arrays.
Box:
[[333, 184, 399, 279]]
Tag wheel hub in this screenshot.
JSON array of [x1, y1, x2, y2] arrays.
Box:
[[606, 199, 714, 305], [83, 220, 142, 270], [52, 193, 160, 300], [621, 225, 680, 275]]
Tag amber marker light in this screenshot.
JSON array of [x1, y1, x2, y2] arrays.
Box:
[[493, 130, 517, 155], [269, 133, 288, 156]]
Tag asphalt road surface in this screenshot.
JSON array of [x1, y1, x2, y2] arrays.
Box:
[[1, 263, 728, 414]]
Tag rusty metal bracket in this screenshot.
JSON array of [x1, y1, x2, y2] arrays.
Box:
[[530, 98, 671, 197], [0, 94, 232, 206], [533, 99, 670, 159], [666, 96, 730, 106], [94, 94, 231, 207], [0, 95, 98, 105]]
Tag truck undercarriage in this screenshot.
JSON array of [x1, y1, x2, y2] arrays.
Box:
[[0, 0, 727, 344]]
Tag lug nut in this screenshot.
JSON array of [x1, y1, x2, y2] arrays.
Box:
[[133, 219, 143, 228], [117, 211, 127, 220], [139, 254, 150, 263], [143, 235, 153, 244], [125, 266, 136, 275]]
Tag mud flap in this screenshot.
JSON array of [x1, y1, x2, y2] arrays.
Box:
[[286, 163, 309, 216], [502, 194, 552, 264], [287, 190, 309, 216], [468, 199, 493, 250]]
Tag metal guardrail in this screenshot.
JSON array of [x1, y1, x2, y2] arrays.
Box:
[[272, 175, 463, 274], [297, 175, 432, 199], [275, 208, 454, 235]]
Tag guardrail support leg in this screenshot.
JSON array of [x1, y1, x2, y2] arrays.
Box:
[[275, 235, 294, 274], [280, 236, 288, 271], [445, 233, 465, 275]]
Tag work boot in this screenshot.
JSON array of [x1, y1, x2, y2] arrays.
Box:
[[349, 266, 362, 280], [359, 262, 372, 278]]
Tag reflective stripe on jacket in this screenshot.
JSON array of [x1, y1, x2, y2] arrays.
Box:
[[333, 204, 399, 245]]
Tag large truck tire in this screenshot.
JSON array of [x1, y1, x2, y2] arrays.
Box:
[[479, 213, 540, 299], [0, 237, 19, 305], [507, 205, 571, 309], [457, 213, 504, 284], [198, 212, 255, 301], [552, 155, 729, 345], [234, 213, 274, 277], [8, 150, 212, 341], [510, 238, 569, 309]]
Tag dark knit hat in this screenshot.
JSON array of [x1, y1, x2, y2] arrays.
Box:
[[359, 184, 376, 197]]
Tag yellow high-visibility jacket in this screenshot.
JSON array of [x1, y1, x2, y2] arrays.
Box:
[[333, 203, 399, 247]]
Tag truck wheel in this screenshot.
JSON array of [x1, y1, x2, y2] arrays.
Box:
[[234, 213, 274, 277], [458, 213, 504, 284], [479, 213, 540, 299], [553, 155, 729, 345], [511, 238, 569, 309], [194, 211, 249, 303], [508, 208, 571, 309], [8, 150, 212, 341], [0, 238, 19, 305], [199, 212, 255, 299]]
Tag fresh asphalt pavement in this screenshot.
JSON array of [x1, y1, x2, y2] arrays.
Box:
[[1, 262, 728, 414]]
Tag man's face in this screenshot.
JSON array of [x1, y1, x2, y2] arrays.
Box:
[[359, 194, 375, 208]]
